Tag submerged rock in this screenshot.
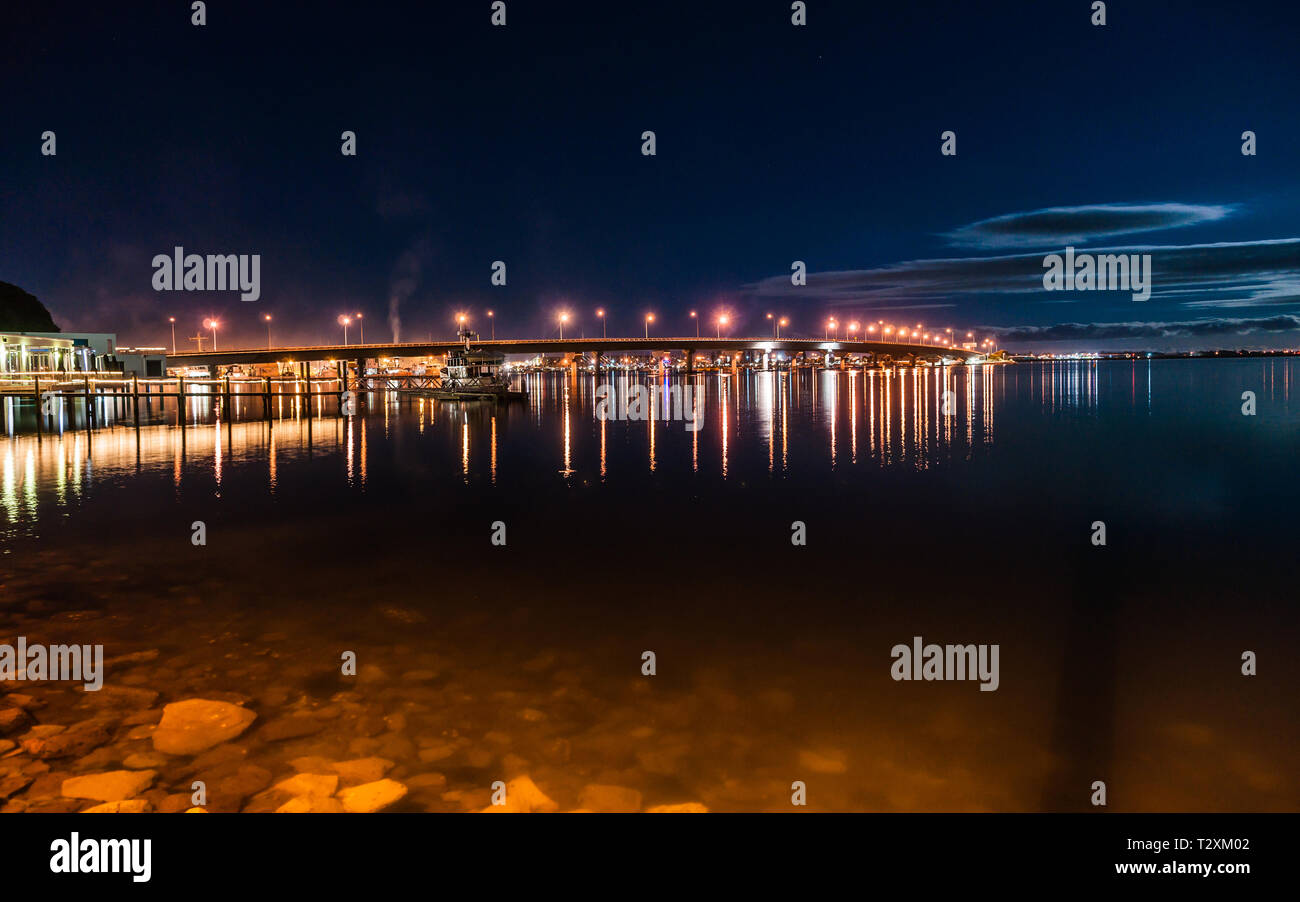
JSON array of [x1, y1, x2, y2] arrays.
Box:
[[337, 778, 408, 812], [0, 707, 33, 736], [406, 773, 447, 790], [158, 793, 192, 813], [277, 795, 345, 813], [330, 757, 394, 785], [83, 799, 152, 813], [578, 784, 643, 813], [480, 775, 558, 813], [288, 756, 336, 773], [31, 719, 115, 760], [273, 773, 338, 798], [78, 686, 159, 710], [260, 715, 325, 742], [122, 752, 169, 769], [0, 774, 33, 799], [216, 765, 273, 799], [62, 769, 157, 802], [646, 802, 709, 813], [152, 699, 256, 755]]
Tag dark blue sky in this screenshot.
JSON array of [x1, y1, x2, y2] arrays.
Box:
[[3, 0, 1298, 350]]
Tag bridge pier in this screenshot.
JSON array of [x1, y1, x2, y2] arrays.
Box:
[[684, 349, 693, 374], [592, 350, 602, 375]]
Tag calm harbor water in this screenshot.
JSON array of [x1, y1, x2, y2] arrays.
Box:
[[1, 360, 1296, 812]]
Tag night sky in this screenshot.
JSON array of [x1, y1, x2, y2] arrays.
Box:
[[3, 0, 1298, 351]]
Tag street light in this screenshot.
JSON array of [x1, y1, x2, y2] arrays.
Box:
[[355, 313, 364, 344], [596, 308, 606, 338], [204, 318, 220, 351], [264, 313, 272, 349], [717, 313, 729, 340], [645, 313, 654, 339], [849, 321, 859, 340], [558, 312, 569, 340], [778, 317, 787, 339], [487, 310, 494, 340], [338, 315, 352, 345], [826, 318, 838, 340], [168, 316, 176, 354]]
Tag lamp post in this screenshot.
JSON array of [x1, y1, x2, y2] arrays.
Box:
[[717, 314, 728, 340], [778, 317, 787, 340], [559, 312, 569, 340], [264, 314, 272, 349], [690, 310, 698, 338], [645, 313, 654, 339], [356, 313, 364, 344], [204, 318, 219, 351], [487, 310, 494, 340], [338, 315, 351, 345], [169, 316, 176, 354], [596, 308, 606, 338]]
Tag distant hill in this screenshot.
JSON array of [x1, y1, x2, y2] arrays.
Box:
[[0, 282, 60, 332]]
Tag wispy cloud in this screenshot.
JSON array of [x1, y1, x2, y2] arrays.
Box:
[[945, 203, 1233, 249], [989, 314, 1300, 343], [747, 238, 1300, 311]]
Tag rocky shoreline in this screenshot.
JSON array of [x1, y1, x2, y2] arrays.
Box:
[[0, 647, 726, 813]]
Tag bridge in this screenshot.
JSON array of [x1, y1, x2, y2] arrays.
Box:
[[166, 336, 980, 370]]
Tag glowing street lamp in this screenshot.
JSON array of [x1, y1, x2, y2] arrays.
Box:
[[487, 310, 494, 340], [596, 308, 606, 338], [717, 313, 729, 340], [558, 311, 570, 340], [205, 318, 220, 351], [849, 321, 859, 340], [355, 312, 364, 344], [690, 310, 699, 338], [338, 314, 352, 345], [168, 316, 176, 354], [264, 313, 272, 349], [778, 317, 787, 339], [645, 312, 654, 339]]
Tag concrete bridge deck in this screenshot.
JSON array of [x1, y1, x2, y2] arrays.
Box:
[[166, 336, 978, 368]]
